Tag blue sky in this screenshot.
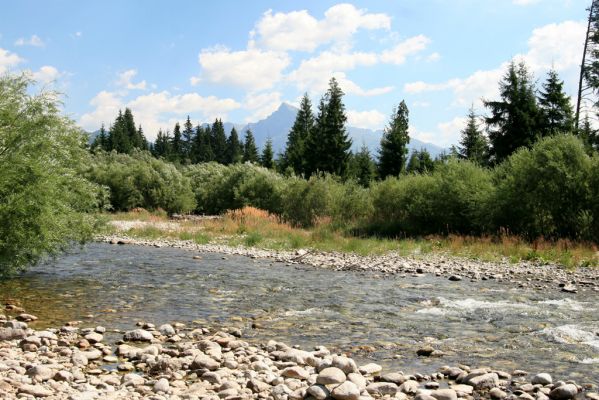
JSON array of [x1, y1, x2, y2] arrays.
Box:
[[0, 0, 587, 146]]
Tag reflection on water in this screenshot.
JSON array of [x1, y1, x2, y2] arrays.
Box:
[[1, 243, 598, 384]]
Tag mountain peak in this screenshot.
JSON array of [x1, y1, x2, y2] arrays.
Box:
[[275, 102, 298, 114]]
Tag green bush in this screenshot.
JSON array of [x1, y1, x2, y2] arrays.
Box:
[[86, 150, 196, 214], [184, 162, 284, 214], [490, 134, 593, 239]]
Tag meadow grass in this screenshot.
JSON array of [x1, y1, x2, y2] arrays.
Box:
[[101, 207, 598, 269]]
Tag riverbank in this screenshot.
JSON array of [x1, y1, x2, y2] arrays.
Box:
[[0, 315, 596, 400], [96, 232, 599, 294]]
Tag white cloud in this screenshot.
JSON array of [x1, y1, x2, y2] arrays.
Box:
[[380, 35, 431, 65], [117, 69, 147, 90], [437, 117, 468, 146], [0, 48, 24, 73], [79, 90, 241, 140], [243, 91, 282, 122], [347, 109, 386, 129], [31, 65, 61, 84], [252, 4, 391, 52], [426, 52, 441, 62], [14, 34, 45, 47], [513, 0, 540, 5], [194, 47, 290, 91]]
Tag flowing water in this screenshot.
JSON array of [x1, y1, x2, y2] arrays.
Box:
[[1, 243, 598, 383]]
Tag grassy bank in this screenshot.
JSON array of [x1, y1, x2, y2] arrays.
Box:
[[99, 207, 598, 269]]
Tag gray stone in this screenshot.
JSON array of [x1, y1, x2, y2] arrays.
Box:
[[158, 324, 176, 336], [347, 372, 366, 391], [431, 388, 458, 400], [0, 327, 27, 340], [122, 373, 145, 386], [317, 367, 346, 385], [84, 332, 103, 344], [549, 384, 578, 400], [331, 355, 359, 374], [489, 388, 507, 399], [400, 380, 420, 395], [307, 384, 330, 400], [247, 379, 271, 393], [123, 329, 154, 341], [18, 384, 53, 397], [72, 352, 88, 366], [359, 362, 382, 375], [282, 366, 310, 380], [154, 378, 170, 393], [467, 372, 499, 389], [381, 372, 407, 385], [26, 365, 54, 382], [331, 380, 361, 400], [191, 354, 220, 371], [367, 382, 399, 396], [532, 373, 553, 385]]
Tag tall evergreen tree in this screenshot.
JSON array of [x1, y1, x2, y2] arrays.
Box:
[[261, 138, 275, 169], [579, 114, 599, 152], [191, 125, 214, 163], [210, 119, 228, 164], [91, 124, 108, 151], [226, 127, 243, 164], [108, 110, 130, 153], [122, 108, 140, 149], [283, 93, 314, 175], [348, 145, 376, 186], [304, 78, 352, 177], [484, 61, 540, 164], [182, 116, 194, 160], [458, 107, 489, 165], [136, 125, 148, 150], [242, 129, 259, 163], [378, 100, 410, 179], [538, 69, 574, 136], [153, 129, 171, 158], [171, 122, 183, 161], [406, 149, 434, 174]]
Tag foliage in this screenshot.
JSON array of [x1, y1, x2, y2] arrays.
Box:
[[282, 93, 314, 175], [260, 138, 275, 169], [0, 74, 101, 277], [378, 100, 410, 178], [348, 145, 377, 186], [226, 127, 243, 164], [242, 129, 259, 163], [406, 149, 435, 174], [458, 107, 488, 165], [538, 69, 574, 136], [86, 150, 195, 214]]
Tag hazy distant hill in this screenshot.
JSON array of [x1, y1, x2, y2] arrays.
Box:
[[88, 103, 446, 157]]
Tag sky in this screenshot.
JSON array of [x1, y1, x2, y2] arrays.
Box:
[[0, 0, 589, 146]]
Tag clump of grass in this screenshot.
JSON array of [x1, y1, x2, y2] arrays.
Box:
[[244, 231, 263, 247]]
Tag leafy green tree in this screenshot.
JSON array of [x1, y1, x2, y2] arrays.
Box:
[[226, 127, 243, 164], [0, 74, 101, 277], [304, 78, 352, 177], [348, 145, 376, 186], [485, 61, 540, 163], [243, 129, 259, 163], [458, 107, 488, 165], [283, 93, 313, 174], [378, 100, 410, 179], [261, 138, 275, 169], [406, 149, 434, 174], [191, 125, 214, 163], [182, 116, 194, 161], [538, 69, 574, 136], [210, 119, 228, 164]]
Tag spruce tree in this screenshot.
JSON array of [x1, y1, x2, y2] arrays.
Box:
[[261, 138, 274, 169], [191, 125, 214, 163], [579, 114, 599, 152], [283, 93, 314, 175], [171, 122, 183, 161], [348, 145, 376, 186], [123, 108, 139, 149], [304, 78, 352, 177], [153, 129, 171, 158], [458, 107, 489, 165], [226, 127, 243, 164], [538, 69, 574, 136], [406, 149, 434, 174], [91, 124, 108, 151], [182, 116, 194, 160], [378, 100, 410, 179], [136, 125, 148, 150], [243, 129, 259, 163], [108, 110, 130, 153], [485, 61, 540, 163], [210, 119, 228, 164]]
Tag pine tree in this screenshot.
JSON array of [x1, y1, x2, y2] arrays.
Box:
[[261, 138, 274, 169], [171, 122, 183, 161], [122, 108, 139, 149], [579, 114, 599, 152], [378, 100, 410, 179], [153, 129, 171, 158], [485, 61, 540, 163], [283, 93, 313, 175], [182, 116, 194, 160], [136, 125, 148, 150], [210, 119, 228, 164], [538, 69, 574, 136], [226, 127, 243, 164], [243, 129, 259, 163], [406, 149, 434, 174], [91, 124, 108, 151], [191, 125, 214, 163], [304, 78, 352, 177], [108, 110, 130, 153], [458, 107, 489, 165], [348, 145, 376, 186]]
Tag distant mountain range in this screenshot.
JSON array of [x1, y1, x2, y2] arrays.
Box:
[[88, 103, 446, 157]]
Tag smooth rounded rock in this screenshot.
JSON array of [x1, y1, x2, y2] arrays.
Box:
[[549, 384, 578, 400], [331, 380, 360, 400], [532, 373, 553, 385], [317, 367, 346, 385]]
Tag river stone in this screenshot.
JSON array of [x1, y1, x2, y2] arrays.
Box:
[[532, 373, 553, 385], [308, 384, 330, 400], [16, 313, 38, 322], [359, 362, 382, 375], [448, 275, 462, 281], [158, 324, 176, 336], [282, 366, 310, 380], [317, 367, 346, 385], [72, 352, 88, 366], [18, 384, 53, 397], [122, 373, 145, 386], [415, 394, 437, 400], [82, 348, 103, 361], [4, 320, 27, 329], [489, 387, 507, 399], [0, 327, 27, 340], [272, 383, 293, 400], [431, 388, 458, 400], [154, 378, 170, 393], [367, 382, 399, 396], [54, 370, 73, 382], [466, 372, 499, 389], [248, 379, 271, 393], [191, 354, 220, 371], [332, 355, 359, 374], [417, 346, 435, 356], [331, 380, 360, 400], [381, 372, 407, 385], [84, 332, 103, 344], [123, 329, 154, 342], [451, 384, 474, 396], [26, 365, 54, 382], [549, 384, 578, 400], [347, 372, 366, 391], [400, 380, 420, 395]]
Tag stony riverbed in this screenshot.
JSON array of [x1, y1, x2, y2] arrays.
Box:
[[0, 314, 596, 400]]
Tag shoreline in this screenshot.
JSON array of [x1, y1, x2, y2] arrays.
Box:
[[96, 234, 599, 294], [1, 316, 596, 400]]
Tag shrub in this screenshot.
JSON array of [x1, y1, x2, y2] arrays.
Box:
[[86, 150, 196, 214]]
